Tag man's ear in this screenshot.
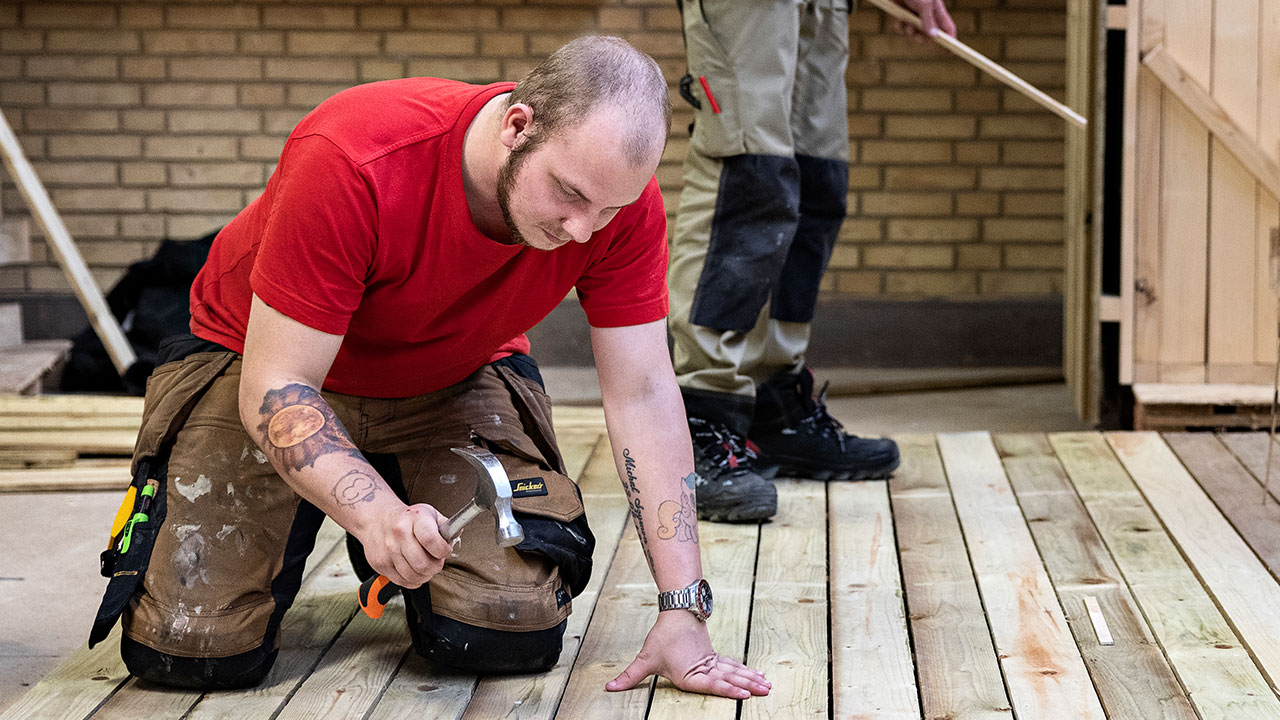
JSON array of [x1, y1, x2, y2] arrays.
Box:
[[499, 102, 534, 151]]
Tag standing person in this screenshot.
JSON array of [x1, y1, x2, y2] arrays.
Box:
[[90, 36, 769, 701], [669, 0, 957, 521]]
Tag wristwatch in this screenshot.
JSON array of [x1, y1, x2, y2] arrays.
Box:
[[657, 578, 713, 622]]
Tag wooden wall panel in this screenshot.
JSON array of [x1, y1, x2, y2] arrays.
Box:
[[1255, 0, 1280, 367]]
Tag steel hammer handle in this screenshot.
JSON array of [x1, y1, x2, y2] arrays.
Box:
[[357, 500, 483, 619]]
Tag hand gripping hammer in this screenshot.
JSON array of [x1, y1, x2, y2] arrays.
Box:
[[358, 445, 525, 619]]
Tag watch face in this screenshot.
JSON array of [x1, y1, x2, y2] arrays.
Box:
[[696, 579, 713, 618]]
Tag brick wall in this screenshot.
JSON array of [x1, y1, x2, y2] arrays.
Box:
[[0, 0, 1066, 300]]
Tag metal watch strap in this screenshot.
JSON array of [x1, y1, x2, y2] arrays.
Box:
[[657, 586, 694, 612]]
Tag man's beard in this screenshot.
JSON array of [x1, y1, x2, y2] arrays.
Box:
[[495, 134, 540, 247]]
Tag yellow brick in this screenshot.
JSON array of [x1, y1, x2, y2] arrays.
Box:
[[979, 116, 1064, 139], [983, 218, 1064, 242], [46, 31, 139, 53], [1005, 37, 1066, 60], [481, 33, 527, 57], [828, 244, 859, 269], [954, 141, 1000, 164], [861, 35, 950, 60], [599, 8, 643, 30], [167, 5, 260, 29], [359, 8, 404, 30], [240, 84, 287, 107], [121, 162, 166, 186], [1003, 192, 1063, 216], [0, 6, 15, 28], [287, 31, 381, 56], [18, 135, 43, 158], [406, 58, 501, 84], [885, 271, 977, 296], [30, 161, 117, 185], [978, 271, 1062, 296], [25, 55, 117, 80], [408, 7, 499, 28], [955, 88, 1000, 113], [838, 219, 882, 242], [848, 114, 882, 138], [860, 88, 952, 112], [979, 11, 1066, 34], [885, 166, 976, 191], [503, 59, 539, 80], [144, 136, 238, 161], [861, 192, 952, 216], [835, 271, 882, 294], [77, 240, 152, 265], [52, 188, 145, 212], [385, 32, 477, 57], [1002, 140, 1065, 165], [49, 82, 139, 106], [2, 83, 43, 106], [859, 140, 951, 165], [1005, 244, 1063, 269], [819, 275, 836, 293], [169, 162, 265, 187], [168, 110, 261, 134], [121, 110, 165, 132], [0, 267, 26, 292], [265, 109, 309, 135], [286, 83, 350, 108], [240, 137, 286, 162], [60, 214, 119, 239], [528, 32, 588, 56], [848, 166, 880, 190], [263, 6, 355, 29], [148, 188, 243, 212], [957, 244, 1002, 269], [264, 58, 358, 82], [120, 6, 163, 29], [979, 167, 1064, 191], [25, 109, 118, 132], [956, 191, 1001, 215], [170, 58, 263, 82], [885, 115, 976, 140], [863, 245, 954, 269], [167, 215, 237, 240], [884, 61, 977, 86], [121, 58, 166, 80], [844, 61, 884, 87], [360, 60, 406, 83], [887, 219, 980, 242], [645, 7, 682, 29], [947, 10, 979, 33], [2, 30, 43, 52], [24, 4, 117, 28], [28, 266, 72, 292], [50, 135, 140, 159], [241, 31, 286, 55], [144, 84, 238, 107], [501, 7, 595, 30], [143, 30, 237, 54], [1000, 62, 1066, 88]]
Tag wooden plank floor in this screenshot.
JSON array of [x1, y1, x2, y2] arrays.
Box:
[[8, 417, 1280, 719]]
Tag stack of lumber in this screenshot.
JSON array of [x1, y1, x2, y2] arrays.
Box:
[[0, 394, 139, 492]]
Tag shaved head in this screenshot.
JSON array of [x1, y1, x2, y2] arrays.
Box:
[[507, 35, 671, 167]]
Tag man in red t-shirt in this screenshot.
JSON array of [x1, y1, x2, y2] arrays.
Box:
[[90, 37, 769, 701]]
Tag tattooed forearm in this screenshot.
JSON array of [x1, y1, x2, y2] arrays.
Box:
[[257, 383, 360, 471], [333, 469, 377, 507], [656, 472, 700, 544], [621, 448, 655, 572]]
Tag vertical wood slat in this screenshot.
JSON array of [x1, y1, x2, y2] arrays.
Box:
[[1163, 433, 1280, 580], [1254, 0, 1280, 366], [1120, 0, 1143, 384], [994, 434, 1197, 719], [1052, 432, 1280, 717], [937, 433, 1107, 720], [828, 481, 918, 719], [1132, 0, 1165, 383], [889, 434, 1011, 720], [741, 481, 827, 720], [1108, 432, 1280, 694]]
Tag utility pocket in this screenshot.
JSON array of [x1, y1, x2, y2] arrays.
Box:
[[680, 0, 745, 157], [88, 350, 237, 648]]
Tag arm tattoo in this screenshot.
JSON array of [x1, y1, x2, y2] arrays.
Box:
[[656, 472, 699, 544], [333, 469, 377, 506], [621, 448, 655, 571], [257, 383, 360, 471]]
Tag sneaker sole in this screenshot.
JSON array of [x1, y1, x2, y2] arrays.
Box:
[[759, 455, 901, 482], [698, 504, 776, 523]]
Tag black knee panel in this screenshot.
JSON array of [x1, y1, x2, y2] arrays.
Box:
[[121, 635, 277, 690], [404, 590, 567, 674]]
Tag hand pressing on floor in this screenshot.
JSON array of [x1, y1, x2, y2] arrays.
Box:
[[605, 610, 771, 699]]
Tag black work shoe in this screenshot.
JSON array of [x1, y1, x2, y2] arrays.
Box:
[[688, 416, 777, 523], [751, 369, 900, 481]]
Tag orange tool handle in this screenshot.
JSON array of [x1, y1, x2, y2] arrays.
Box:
[[358, 574, 398, 619]]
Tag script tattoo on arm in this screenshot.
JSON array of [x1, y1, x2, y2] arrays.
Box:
[[621, 448, 655, 572], [656, 472, 700, 545], [257, 383, 361, 472]]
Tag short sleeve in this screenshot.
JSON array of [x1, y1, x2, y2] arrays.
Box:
[[249, 134, 377, 335], [574, 177, 669, 327]]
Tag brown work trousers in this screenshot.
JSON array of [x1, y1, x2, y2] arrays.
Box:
[[116, 346, 590, 686]]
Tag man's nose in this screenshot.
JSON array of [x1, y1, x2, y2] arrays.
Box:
[[562, 213, 594, 243]]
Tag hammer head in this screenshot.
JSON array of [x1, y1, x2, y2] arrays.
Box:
[[451, 446, 525, 547]]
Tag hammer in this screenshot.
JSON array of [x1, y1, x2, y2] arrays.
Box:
[[358, 446, 525, 619]]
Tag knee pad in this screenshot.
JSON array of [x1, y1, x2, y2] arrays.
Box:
[[405, 598, 567, 674], [120, 635, 277, 690]]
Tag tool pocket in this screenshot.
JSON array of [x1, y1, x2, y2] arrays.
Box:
[[89, 350, 237, 648], [467, 364, 595, 599], [681, 0, 745, 157]]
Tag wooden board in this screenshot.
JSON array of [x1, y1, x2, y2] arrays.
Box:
[[888, 434, 1011, 719], [0, 460, 131, 493], [938, 433, 1106, 719], [1215, 431, 1280, 503]]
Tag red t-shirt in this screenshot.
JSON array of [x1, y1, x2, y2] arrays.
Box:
[[190, 78, 669, 398]]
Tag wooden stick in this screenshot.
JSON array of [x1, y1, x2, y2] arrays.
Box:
[[863, 0, 1088, 128], [1083, 595, 1114, 646], [0, 109, 135, 375]]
